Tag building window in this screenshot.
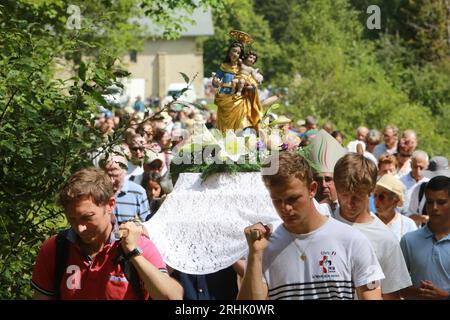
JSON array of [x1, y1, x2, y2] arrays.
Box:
[[130, 50, 137, 63]]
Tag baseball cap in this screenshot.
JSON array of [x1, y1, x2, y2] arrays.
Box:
[[143, 149, 164, 166]]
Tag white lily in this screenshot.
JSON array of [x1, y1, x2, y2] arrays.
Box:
[[180, 124, 218, 153], [218, 130, 248, 162]]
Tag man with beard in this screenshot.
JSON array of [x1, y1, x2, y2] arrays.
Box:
[[396, 129, 418, 178]]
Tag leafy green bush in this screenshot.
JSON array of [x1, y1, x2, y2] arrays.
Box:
[[0, 0, 226, 299]]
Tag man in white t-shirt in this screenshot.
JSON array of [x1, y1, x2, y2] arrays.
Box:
[[333, 153, 412, 299], [237, 152, 384, 300]]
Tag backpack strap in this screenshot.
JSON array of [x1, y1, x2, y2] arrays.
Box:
[[115, 246, 146, 300], [418, 182, 428, 215], [54, 229, 71, 300], [55, 229, 145, 300]]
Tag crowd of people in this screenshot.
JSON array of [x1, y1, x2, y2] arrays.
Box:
[[29, 78, 450, 300]]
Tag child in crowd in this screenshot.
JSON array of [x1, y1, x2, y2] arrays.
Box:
[[142, 172, 167, 220]]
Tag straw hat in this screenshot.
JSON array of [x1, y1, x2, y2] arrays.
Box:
[[376, 174, 405, 207]]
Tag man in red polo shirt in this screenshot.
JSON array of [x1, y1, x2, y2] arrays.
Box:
[[31, 167, 183, 300]]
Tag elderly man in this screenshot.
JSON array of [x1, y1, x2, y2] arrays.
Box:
[[365, 129, 381, 155], [399, 130, 418, 156], [396, 129, 418, 177], [309, 130, 347, 214], [103, 154, 150, 223], [373, 125, 399, 160], [407, 156, 450, 226], [356, 126, 369, 141], [400, 150, 429, 219]]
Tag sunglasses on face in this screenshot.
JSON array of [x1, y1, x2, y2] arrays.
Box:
[[130, 147, 144, 152], [373, 192, 390, 201]]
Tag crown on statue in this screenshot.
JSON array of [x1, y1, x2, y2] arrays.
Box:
[[229, 30, 254, 45]]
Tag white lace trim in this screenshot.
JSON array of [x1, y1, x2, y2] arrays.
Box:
[[143, 172, 282, 274]]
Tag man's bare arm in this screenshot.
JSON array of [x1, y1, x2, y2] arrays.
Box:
[[356, 285, 382, 300], [237, 223, 271, 300]]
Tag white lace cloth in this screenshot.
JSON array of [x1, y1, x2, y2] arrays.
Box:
[[143, 172, 282, 274]]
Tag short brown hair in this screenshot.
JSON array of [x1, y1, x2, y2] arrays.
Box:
[[384, 125, 399, 137], [58, 167, 114, 210], [378, 154, 398, 170], [334, 153, 377, 194], [262, 151, 313, 188]]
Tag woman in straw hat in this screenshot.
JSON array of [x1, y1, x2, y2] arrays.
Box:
[[374, 174, 417, 241]]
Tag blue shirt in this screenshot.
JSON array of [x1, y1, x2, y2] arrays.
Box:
[[369, 194, 376, 213], [400, 225, 450, 291], [171, 266, 238, 300], [213, 66, 237, 95], [133, 100, 145, 112], [114, 180, 150, 223]]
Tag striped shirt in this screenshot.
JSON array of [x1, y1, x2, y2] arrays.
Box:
[[263, 218, 384, 300], [268, 280, 356, 300], [114, 180, 150, 223]]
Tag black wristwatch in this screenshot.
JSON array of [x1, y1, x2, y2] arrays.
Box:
[[124, 247, 143, 260]]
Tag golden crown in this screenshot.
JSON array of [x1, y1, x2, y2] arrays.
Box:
[[229, 30, 254, 45]]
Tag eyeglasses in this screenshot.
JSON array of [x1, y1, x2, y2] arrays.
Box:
[[130, 147, 144, 152], [314, 176, 334, 184]]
